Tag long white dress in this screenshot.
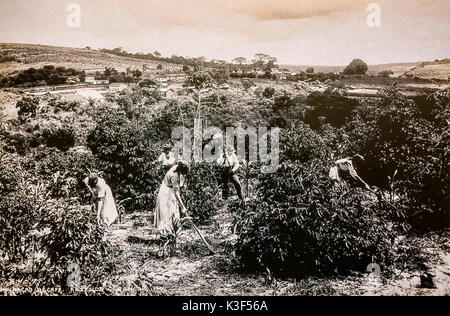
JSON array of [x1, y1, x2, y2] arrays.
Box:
[[95, 178, 119, 227], [154, 166, 184, 237]]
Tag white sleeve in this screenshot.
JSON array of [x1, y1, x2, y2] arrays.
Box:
[[233, 155, 240, 168]]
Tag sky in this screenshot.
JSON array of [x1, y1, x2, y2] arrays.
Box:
[[0, 0, 448, 65]]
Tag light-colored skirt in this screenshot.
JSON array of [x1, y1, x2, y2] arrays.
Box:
[[329, 166, 341, 181], [154, 182, 180, 237], [101, 186, 119, 227]]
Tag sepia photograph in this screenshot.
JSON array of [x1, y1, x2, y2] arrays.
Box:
[[0, 0, 449, 300]]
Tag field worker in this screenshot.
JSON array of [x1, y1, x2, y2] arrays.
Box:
[[84, 173, 119, 227], [217, 143, 244, 202], [329, 154, 371, 191], [157, 143, 176, 170], [154, 160, 190, 237]]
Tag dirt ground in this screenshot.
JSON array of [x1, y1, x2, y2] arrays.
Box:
[[100, 203, 450, 296], [0, 91, 20, 120]]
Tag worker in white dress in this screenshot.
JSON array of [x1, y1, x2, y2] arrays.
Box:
[[84, 173, 119, 227]]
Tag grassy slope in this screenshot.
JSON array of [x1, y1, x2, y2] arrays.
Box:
[[0, 43, 182, 76]]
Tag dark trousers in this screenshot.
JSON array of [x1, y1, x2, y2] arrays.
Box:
[[221, 170, 244, 200]]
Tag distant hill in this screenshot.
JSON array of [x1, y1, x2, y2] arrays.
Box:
[[282, 65, 345, 74], [0, 43, 182, 76], [1, 43, 448, 81], [283, 61, 450, 81]]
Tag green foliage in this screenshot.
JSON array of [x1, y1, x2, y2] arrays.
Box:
[[241, 79, 254, 90], [0, 153, 21, 196], [280, 122, 329, 164], [379, 70, 394, 77], [139, 79, 158, 88], [0, 102, 5, 123], [132, 69, 143, 78], [0, 156, 35, 263], [0, 72, 447, 290], [87, 109, 166, 213], [252, 53, 278, 69], [210, 69, 228, 85], [47, 97, 79, 113], [105, 86, 162, 121], [231, 161, 406, 277], [32, 147, 101, 200], [0, 190, 36, 263], [1, 65, 84, 87], [3, 97, 94, 155], [266, 93, 306, 128], [273, 93, 298, 112], [306, 89, 359, 128], [343, 59, 368, 75], [288, 72, 341, 83], [4, 120, 75, 153], [1, 199, 107, 293], [34, 200, 106, 288], [262, 87, 276, 98], [0, 151, 107, 293], [343, 86, 449, 231], [147, 100, 196, 141], [0, 129, 35, 155], [16, 96, 39, 121], [229, 119, 431, 278], [40, 120, 76, 151], [185, 71, 213, 90], [191, 89, 283, 129], [0, 55, 18, 63], [184, 163, 220, 224]]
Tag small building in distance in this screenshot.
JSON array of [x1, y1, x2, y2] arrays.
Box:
[[96, 79, 110, 85], [167, 74, 187, 81], [85, 76, 96, 84], [85, 76, 109, 85], [157, 76, 169, 83], [157, 74, 187, 83]]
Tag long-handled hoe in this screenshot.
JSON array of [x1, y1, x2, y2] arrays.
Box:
[[181, 215, 215, 255], [366, 186, 403, 214]]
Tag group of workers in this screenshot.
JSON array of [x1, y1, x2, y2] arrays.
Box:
[[84, 139, 370, 239]]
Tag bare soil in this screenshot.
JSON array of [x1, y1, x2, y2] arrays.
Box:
[[0, 90, 20, 120], [100, 204, 450, 296]]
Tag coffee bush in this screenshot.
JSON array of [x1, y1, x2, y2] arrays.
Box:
[[280, 121, 330, 164], [33, 200, 107, 290], [231, 161, 406, 277], [343, 87, 449, 231], [0, 149, 107, 293], [184, 163, 220, 224], [87, 109, 166, 212]]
